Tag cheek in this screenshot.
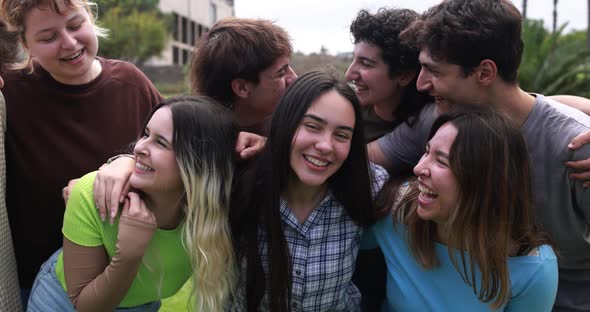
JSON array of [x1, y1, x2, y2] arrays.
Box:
[[335, 142, 352, 164]]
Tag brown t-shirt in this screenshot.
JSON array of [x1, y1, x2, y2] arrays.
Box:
[[3, 57, 163, 287]]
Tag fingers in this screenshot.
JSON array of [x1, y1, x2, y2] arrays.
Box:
[[94, 174, 108, 222], [62, 179, 79, 204], [568, 130, 590, 150], [124, 192, 156, 224], [240, 146, 258, 160], [565, 158, 590, 170], [565, 157, 590, 188], [109, 180, 129, 225]]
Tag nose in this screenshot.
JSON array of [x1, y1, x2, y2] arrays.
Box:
[[133, 137, 149, 157], [413, 159, 430, 177], [416, 68, 431, 92], [285, 66, 298, 87], [344, 61, 358, 82], [61, 31, 77, 50], [314, 133, 334, 154]]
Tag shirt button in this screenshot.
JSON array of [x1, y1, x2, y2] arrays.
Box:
[[295, 270, 301, 275]]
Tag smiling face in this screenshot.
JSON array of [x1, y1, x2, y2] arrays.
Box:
[[130, 107, 183, 195], [23, 0, 100, 85], [345, 41, 404, 109], [289, 89, 355, 189], [416, 51, 482, 114], [413, 122, 460, 225], [245, 54, 297, 121]]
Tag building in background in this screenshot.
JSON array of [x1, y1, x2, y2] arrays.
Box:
[[146, 0, 234, 66]]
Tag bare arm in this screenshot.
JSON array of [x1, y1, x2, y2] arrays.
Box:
[[367, 141, 393, 171], [549, 95, 590, 115]]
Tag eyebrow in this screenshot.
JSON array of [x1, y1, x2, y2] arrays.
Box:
[[434, 150, 449, 159], [359, 56, 377, 64], [276, 63, 289, 74], [34, 13, 84, 36], [303, 114, 354, 132]]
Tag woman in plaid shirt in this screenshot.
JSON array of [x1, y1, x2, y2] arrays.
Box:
[[230, 71, 387, 311]]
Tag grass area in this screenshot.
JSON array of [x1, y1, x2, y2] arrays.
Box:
[[155, 82, 191, 99], [160, 279, 193, 311]]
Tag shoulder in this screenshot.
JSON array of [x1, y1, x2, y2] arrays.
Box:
[[67, 172, 98, 208], [99, 58, 158, 91]]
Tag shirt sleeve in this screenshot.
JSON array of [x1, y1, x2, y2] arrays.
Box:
[[377, 104, 438, 173], [62, 172, 104, 247], [505, 247, 558, 312]]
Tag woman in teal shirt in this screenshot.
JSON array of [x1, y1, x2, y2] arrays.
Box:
[[364, 110, 558, 311]]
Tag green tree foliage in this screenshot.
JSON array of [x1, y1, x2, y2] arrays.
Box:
[[519, 19, 590, 97], [95, 0, 168, 65]]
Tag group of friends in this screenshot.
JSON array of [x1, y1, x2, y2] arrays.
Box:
[[0, 0, 589, 311]]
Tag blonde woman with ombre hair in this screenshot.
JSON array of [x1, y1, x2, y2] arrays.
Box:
[[0, 0, 162, 303], [27, 96, 237, 312]]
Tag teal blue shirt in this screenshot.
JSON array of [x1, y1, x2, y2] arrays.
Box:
[[362, 217, 558, 311]]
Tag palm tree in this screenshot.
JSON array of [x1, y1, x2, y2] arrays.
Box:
[[522, 0, 527, 18], [520, 20, 590, 97]]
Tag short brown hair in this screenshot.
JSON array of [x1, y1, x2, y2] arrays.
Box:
[[189, 17, 292, 109], [402, 0, 523, 83], [1, 0, 106, 69]]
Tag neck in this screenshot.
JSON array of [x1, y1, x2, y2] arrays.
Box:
[[233, 99, 266, 134], [141, 190, 184, 230], [284, 178, 327, 224], [486, 82, 535, 127], [52, 58, 102, 85], [372, 91, 403, 122]]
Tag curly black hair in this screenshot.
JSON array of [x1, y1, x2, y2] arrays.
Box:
[[350, 8, 420, 77], [350, 8, 431, 126]]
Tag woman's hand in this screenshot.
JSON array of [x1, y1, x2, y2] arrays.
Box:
[[116, 192, 157, 261], [566, 130, 590, 187], [235, 131, 267, 159], [94, 156, 135, 224]]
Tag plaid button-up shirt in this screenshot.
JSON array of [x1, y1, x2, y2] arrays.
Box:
[[232, 164, 388, 311]]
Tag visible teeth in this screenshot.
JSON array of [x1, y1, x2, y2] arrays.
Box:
[[418, 184, 437, 196], [62, 50, 83, 61], [136, 162, 154, 172], [304, 155, 329, 167]]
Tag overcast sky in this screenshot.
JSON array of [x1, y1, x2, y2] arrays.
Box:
[[234, 0, 587, 55]]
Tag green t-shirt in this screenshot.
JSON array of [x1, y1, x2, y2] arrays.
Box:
[[55, 172, 191, 307]]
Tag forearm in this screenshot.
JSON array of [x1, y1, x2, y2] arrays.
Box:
[[65, 216, 155, 311], [73, 253, 142, 312]]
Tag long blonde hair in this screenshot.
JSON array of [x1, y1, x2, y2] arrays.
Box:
[[149, 96, 237, 311]]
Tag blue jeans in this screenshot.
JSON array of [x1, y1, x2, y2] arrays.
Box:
[[27, 249, 161, 312]]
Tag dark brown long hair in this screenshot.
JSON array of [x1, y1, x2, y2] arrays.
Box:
[[230, 71, 374, 311], [394, 110, 553, 309]]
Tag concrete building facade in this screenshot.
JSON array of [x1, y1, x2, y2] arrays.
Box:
[[146, 0, 234, 66]]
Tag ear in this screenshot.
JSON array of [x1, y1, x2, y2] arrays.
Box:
[[476, 59, 497, 85], [397, 70, 417, 87], [231, 78, 253, 99]]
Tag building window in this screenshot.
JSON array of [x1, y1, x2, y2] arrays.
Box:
[[182, 49, 189, 65], [172, 13, 179, 41], [181, 16, 188, 44], [190, 21, 196, 44], [210, 3, 217, 24], [173, 46, 179, 65]]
